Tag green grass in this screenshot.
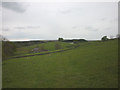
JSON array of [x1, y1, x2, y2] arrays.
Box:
[[2, 40, 118, 88], [10, 42, 88, 58], [14, 41, 75, 56]]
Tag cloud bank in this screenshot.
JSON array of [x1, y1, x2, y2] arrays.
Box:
[[2, 2, 26, 13], [2, 2, 118, 41]]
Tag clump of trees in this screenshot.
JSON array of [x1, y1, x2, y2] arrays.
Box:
[[1, 35, 16, 59], [101, 36, 108, 41], [58, 38, 63, 41]]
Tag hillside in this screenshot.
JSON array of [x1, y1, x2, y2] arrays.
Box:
[[14, 41, 75, 56], [2, 39, 118, 88]]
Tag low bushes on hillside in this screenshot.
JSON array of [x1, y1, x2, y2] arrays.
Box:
[[2, 41, 16, 59], [55, 43, 62, 50]]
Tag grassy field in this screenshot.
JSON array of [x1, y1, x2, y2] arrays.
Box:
[[2, 39, 118, 88], [14, 41, 75, 55]]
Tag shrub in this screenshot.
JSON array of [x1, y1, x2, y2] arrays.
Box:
[[1, 35, 16, 59], [55, 43, 61, 50], [39, 45, 48, 51], [58, 38, 63, 41], [2, 41, 16, 59], [101, 36, 108, 41]]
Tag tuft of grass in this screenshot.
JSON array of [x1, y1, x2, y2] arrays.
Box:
[[3, 40, 118, 88]]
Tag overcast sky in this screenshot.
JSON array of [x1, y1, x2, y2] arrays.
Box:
[[1, 2, 118, 41]]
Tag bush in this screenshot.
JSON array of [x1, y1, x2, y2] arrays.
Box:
[[2, 41, 16, 59], [55, 43, 61, 50], [39, 45, 48, 51], [58, 38, 63, 41], [101, 36, 108, 41], [0, 35, 16, 59]]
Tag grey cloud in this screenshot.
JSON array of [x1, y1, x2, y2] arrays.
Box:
[[85, 26, 99, 32], [5, 32, 30, 40], [101, 18, 107, 21], [101, 18, 117, 23], [86, 27, 93, 30], [26, 26, 40, 29], [6, 32, 49, 40], [60, 7, 82, 14], [60, 9, 71, 14], [2, 2, 26, 13], [15, 27, 25, 29], [2, 2, 117, 40], [72, 26, 78, 29], [110, 18, 118, 23], [15, 26, 40, 29], [105, 27, 112, 30], [2, 28, 10, 31]]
